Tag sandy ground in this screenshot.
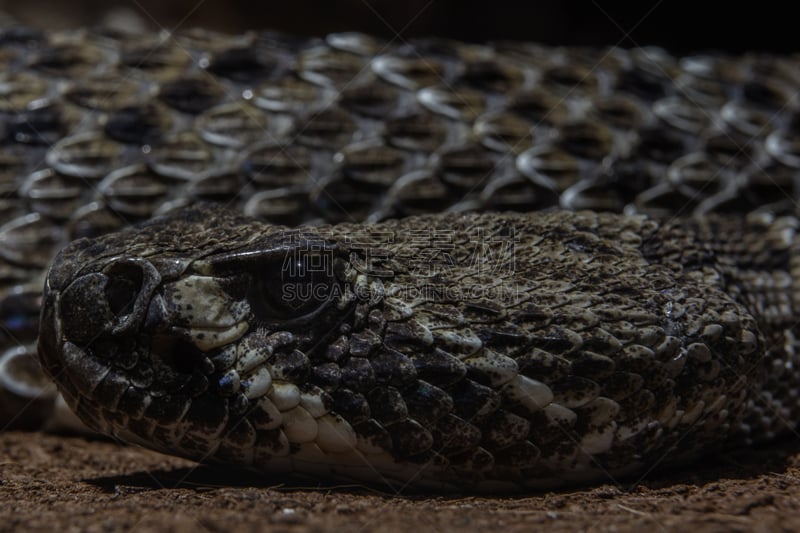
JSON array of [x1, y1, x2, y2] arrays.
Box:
[[2, 431, 800, 532]]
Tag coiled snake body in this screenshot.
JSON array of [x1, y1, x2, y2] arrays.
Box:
[[1, 23, 800, 490]]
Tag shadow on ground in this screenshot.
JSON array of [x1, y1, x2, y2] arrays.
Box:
[[83, 436, 800, 497]]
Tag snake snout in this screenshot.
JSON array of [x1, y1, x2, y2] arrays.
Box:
[[38, 256, 163, 415]]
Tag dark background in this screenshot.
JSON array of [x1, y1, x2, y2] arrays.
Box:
[[0, 1, 795, 54]]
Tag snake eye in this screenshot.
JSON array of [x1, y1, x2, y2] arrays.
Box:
[[247, 252, 336, 322]]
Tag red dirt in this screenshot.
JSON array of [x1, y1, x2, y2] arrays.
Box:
[[2, 431, 800, 532]]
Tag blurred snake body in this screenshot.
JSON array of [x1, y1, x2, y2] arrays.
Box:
[[0, 23, 798, 490]]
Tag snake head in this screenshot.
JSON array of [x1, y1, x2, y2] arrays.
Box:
[[37, 206, 376, 460]]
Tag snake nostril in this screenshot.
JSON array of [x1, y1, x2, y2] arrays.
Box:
[[104, 262, 144, 318], [105, 261, 144, 317], [104, 257, 162, 336], [57, 258, 158, 345]]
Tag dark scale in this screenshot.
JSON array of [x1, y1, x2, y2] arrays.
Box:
[[3, 25, 799, 492]]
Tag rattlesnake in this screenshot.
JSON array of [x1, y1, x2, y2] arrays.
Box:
[[1, 23, 800, 490], [37, 206, 800, 491]]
